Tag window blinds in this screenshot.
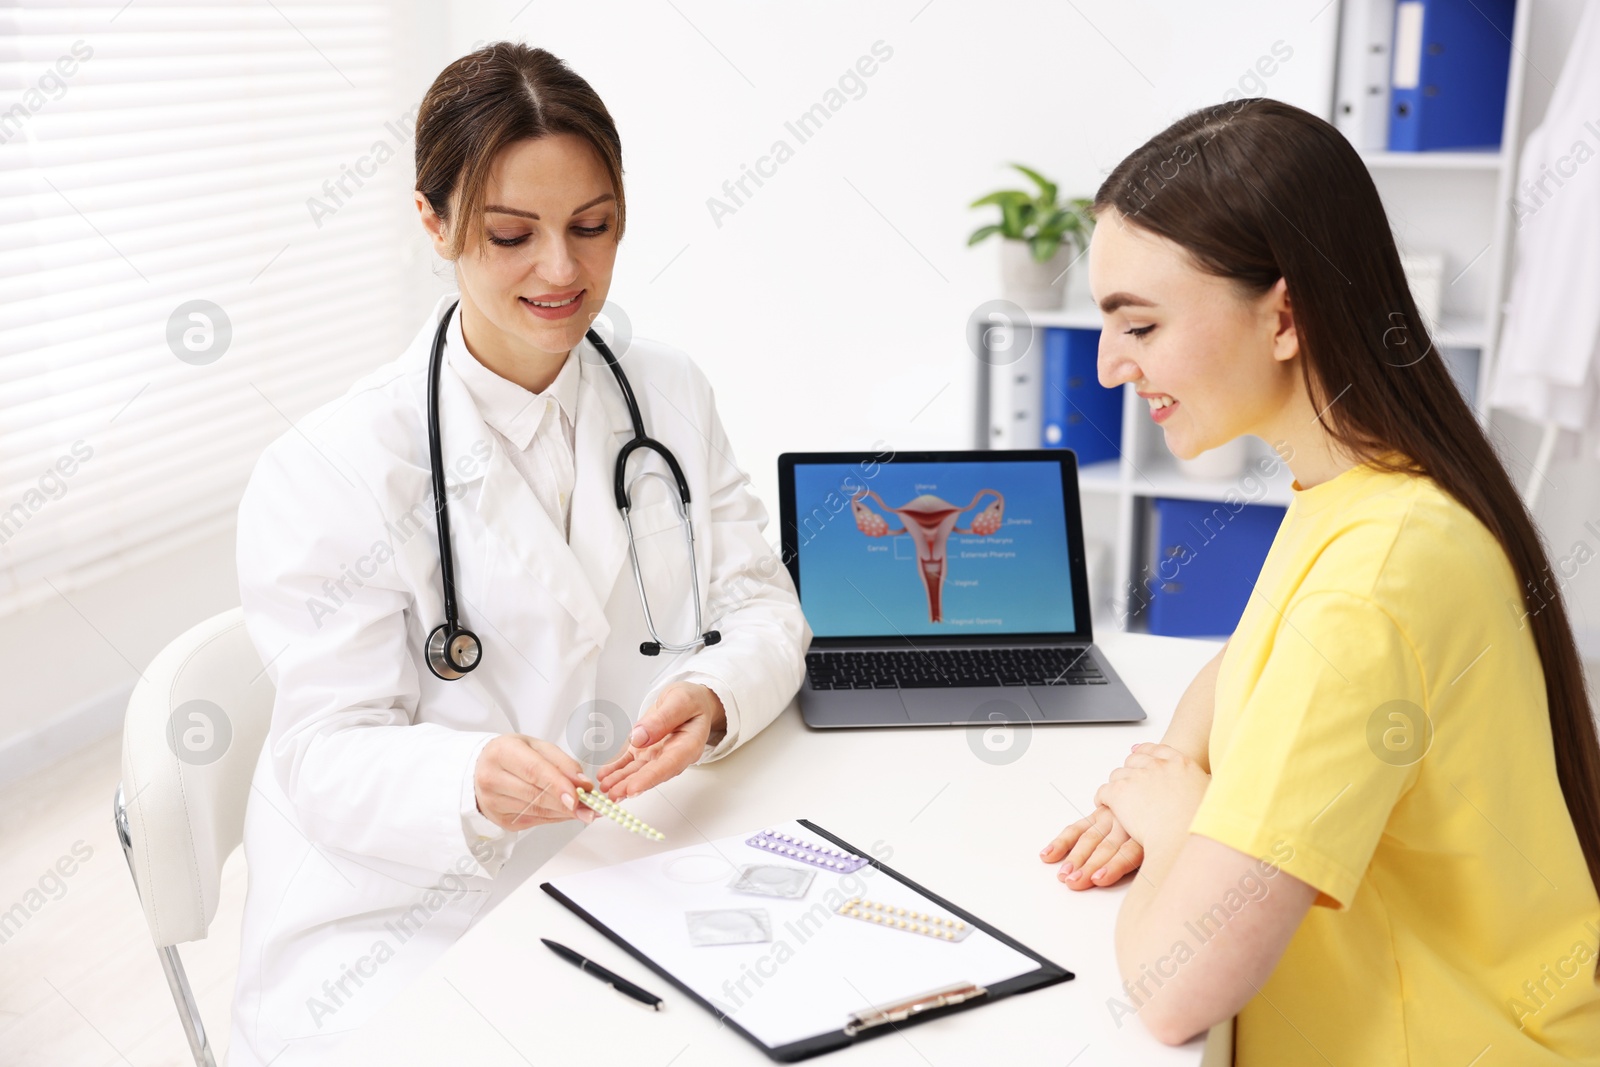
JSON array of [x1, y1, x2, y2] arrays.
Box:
[[0, 1, 415, 614]]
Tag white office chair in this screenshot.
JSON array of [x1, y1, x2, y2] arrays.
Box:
[[113, 607, 274, 1067]]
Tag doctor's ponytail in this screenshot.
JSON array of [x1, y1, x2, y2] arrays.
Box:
[[414, 43, 625, 260]]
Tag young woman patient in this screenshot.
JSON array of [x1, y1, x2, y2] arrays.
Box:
[[1040, 98, 1600, 1063]]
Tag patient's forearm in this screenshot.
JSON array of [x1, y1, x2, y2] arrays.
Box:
[[1158, 641, 1227, 774]]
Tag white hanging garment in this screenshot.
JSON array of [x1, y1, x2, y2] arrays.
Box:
[[1489, 0, 1600, 460]]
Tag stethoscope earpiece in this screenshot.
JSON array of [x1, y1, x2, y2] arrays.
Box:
[[425, 301, 719, 681], [639, 630, 717, 657]]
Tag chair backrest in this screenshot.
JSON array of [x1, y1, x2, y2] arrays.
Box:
[[120, 606, 274, 947]]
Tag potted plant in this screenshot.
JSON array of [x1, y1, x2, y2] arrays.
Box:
[[968, 164, 1094, 309]]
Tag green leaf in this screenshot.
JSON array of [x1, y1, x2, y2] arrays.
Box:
[[1011, 163, 1057, 206], [1071, 199, 1097, 233], [967, 223, 1003, 246], [971, 178, 1093, 253], [969, 189, 1031, 210], [1033, 207, 1070, 238], [1000, 200, 1025, 238]]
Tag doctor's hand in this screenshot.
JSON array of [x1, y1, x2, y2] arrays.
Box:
[[473, 735, 599, 831], [595, 683, 727, 800]]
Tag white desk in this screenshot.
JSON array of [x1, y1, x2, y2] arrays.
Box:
[[341, 631, 1224, 1066]]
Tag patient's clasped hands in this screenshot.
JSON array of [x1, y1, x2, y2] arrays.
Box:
[[1040, 742, 1212, 888]]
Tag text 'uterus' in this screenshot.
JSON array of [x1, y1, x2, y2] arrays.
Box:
[[850, 489, 1005, 622]]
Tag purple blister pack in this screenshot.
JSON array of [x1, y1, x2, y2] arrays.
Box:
[[745, 829, 869, 873]]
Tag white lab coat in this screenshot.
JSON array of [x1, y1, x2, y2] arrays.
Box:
[[1489, 0, 1600, 459], [227, 293, 810, 1066]]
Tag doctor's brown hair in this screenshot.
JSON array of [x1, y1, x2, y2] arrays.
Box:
[[414, 43, 625, 259], [1095, 99, 1600, 925]]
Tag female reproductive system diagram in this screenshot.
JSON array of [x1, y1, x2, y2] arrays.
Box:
[[849, 488, 1004, 623]]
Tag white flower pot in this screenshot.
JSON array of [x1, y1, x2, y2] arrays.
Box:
[[999, 239, 1074, 310]]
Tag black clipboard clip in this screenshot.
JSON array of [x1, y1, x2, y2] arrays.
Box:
[[843, 981, 989, 1036]]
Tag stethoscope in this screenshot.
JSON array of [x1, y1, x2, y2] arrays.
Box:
[[424, 300, 720, 681]]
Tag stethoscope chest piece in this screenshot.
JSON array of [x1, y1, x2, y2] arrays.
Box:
[[427, 624, 482, 680]]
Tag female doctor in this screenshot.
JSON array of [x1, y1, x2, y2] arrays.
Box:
[[229, 43, 810, 1066]]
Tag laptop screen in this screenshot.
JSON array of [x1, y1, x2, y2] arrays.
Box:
[[779, 451, 1088, 642]]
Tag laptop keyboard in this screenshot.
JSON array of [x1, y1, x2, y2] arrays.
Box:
[[806, 647, 1106, 689]]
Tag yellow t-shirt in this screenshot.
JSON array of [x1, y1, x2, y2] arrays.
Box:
[[1189, 453, 1600, 1066]]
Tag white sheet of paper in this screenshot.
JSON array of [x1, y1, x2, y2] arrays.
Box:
[[544, 820, 1045, 1050]]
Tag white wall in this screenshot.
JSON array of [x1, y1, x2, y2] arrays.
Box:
[[10, 0, 1594, 782], [431, 0, 1337, 511]]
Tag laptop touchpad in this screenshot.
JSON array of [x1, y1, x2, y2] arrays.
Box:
[[900, 687, 1042, 725]]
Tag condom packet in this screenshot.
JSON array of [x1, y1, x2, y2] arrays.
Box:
[[685, 907, 773, 947], [729, 863, 816, 900]]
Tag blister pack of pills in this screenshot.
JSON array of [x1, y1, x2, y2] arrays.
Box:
[[835, 897, 972, 942], [745, 829, 868, 873], [576, 787, 665, 841]]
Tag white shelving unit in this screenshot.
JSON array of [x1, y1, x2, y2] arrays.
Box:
[[975, 0, 1534, 635]]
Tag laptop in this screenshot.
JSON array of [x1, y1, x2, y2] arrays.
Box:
[[778, 449, 1146, 728]]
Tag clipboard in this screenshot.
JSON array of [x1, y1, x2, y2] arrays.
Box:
[[541, 818, 1073, 1062]]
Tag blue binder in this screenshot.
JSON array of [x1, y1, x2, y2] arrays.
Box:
[[1144, 498, 1286, 638], [1386, 0, 1515, 152], [1040, 327, 1121, 466]]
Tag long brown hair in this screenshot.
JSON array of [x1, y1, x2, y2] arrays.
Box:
[[1095, 98, 1600, 914], [414, 43, 625, 258]]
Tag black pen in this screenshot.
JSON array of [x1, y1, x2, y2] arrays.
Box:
[[541, 938, 663, 1010]]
